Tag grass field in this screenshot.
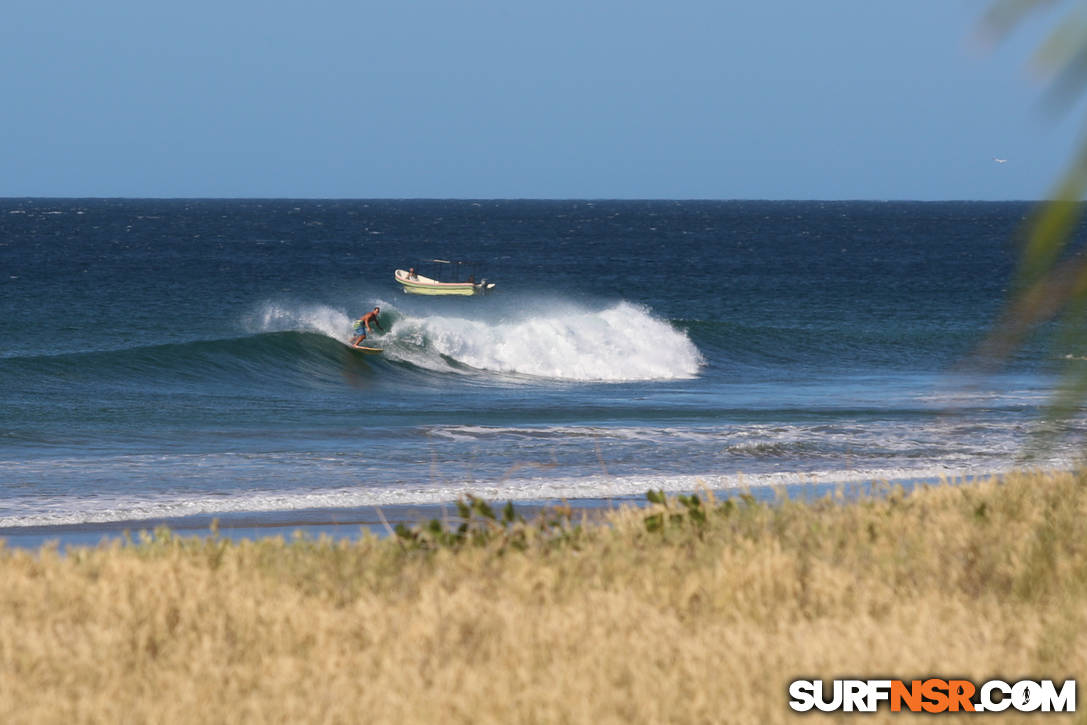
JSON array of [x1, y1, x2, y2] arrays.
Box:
[[1, 471, 1085, 723]]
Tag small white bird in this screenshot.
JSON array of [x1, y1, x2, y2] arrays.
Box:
[[993, 157, 1007, 164]]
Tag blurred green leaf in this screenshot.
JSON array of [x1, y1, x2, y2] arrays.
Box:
[[982, 1, 1087, 446]]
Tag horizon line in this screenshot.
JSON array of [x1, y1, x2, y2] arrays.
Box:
[[0, 196, 1063, 204]]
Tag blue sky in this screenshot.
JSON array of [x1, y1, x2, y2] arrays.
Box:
[[1, 1, 1080, 199]]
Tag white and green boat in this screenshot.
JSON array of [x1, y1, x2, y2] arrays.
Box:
[[394, 260, 496, 296]]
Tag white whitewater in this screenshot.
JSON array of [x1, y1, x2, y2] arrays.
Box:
[[249, 298, 703, 382]]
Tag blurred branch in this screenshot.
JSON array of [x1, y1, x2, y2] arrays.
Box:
[[982, 0, 1058, 40], [979, 1, 1087, 445]]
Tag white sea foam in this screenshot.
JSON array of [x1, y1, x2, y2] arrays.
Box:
[[0, 465, 1037, 529], [247, 298, 704, 382], [247, 301, 353, 341], [3, 409, 1064, 530], [388, 300, 703, 381]]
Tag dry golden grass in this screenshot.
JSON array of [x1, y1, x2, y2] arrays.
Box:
[[1, 471, 1086, 724]]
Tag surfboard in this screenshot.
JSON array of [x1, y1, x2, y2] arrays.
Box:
[[352, 345, 383, 354]]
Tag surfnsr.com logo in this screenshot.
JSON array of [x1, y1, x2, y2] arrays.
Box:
[[788, 679, 1076, 713]]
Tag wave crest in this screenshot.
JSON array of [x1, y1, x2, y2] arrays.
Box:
[[240, 298, 703, 382], [386, 301, 703, 381]]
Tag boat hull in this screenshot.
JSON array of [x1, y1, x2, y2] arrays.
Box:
[[395, 269, 490, 296]]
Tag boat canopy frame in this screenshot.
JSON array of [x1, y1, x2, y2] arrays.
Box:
[[411, 259, 487, 285]]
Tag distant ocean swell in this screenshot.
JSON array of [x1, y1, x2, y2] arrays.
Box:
[[1, 200, 1068, 543]]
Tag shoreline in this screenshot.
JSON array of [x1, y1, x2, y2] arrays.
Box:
[[0, 472, 994, 550]]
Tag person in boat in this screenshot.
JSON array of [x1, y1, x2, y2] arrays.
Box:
[[351, 307, 384, 347], [408, 267, 418, 280]]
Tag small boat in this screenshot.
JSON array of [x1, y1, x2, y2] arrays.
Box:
[[394, 260, 496, 296]]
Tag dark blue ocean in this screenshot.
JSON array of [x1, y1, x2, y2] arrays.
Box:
[[0, 200, 1076, 546]]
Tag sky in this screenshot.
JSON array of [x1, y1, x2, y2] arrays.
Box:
[[2, 0, 1083, 199]]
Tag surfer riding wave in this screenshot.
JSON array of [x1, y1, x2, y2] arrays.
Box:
[[351, 307, 384, 347]]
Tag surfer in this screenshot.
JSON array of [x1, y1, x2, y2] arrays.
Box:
[[351, 307, 384, 347]]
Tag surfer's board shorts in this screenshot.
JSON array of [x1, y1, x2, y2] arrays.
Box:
[[353, 321, 366, 334]]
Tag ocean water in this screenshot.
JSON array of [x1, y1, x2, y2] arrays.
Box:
[[0, 199, 1077, 545]]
